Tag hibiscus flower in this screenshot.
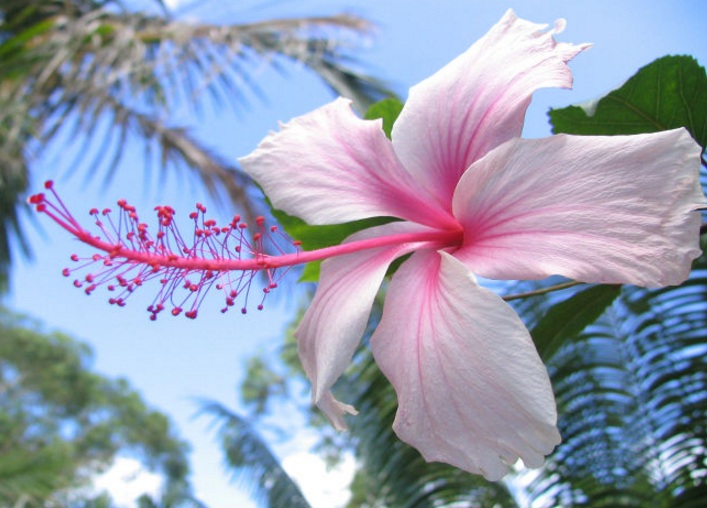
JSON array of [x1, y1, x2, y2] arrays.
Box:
[[240, 10, 704, 479]]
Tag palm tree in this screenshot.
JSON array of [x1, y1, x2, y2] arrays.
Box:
[[0, 0, 390, 287]]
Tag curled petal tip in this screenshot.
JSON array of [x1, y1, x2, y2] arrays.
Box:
[[315, 391, 358, 432], [552, 18, 567, 34]]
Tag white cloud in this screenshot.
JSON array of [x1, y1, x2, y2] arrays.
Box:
[[163, 0, 189, 8], [282, 452, 356, 508], [93, 457, 163, 507]]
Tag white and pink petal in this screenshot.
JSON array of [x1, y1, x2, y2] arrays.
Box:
[[296, 222, 441, 430], [392, 9, 590, 207], [240, 98, 451, 228], [453, 129, 704, 287], [370, 250, 561, 480]]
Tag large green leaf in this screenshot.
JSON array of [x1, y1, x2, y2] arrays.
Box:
[[530, 284, 622, 362], [550, 55, 707, 149]]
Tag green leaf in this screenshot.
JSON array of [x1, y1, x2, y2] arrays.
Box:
[[550, 55, 707, 149], [270, 206, 394, 282], [530, 284, 622, 362], [364, 98, 404, 139]]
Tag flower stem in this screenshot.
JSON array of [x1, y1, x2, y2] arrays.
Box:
[[502, 280, 584, 301]]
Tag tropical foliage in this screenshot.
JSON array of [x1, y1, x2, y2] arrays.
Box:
[[0, 306, 198, 507], [198, 400, 311, 508], [236, 55, 707, 506]]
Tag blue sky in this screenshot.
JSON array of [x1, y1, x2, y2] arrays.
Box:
[[8, 1, 707, 506]]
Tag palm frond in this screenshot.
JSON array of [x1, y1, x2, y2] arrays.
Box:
[[528, 257, 707, 506], [197, 399, 311, 508]]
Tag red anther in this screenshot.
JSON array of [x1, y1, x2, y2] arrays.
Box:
[[189, 212, 198, 219], [62, 268, 70, 277], [28, 193, 44, 204], [253, 233, 262, 241], [85, 274, 94, 283], [70, 254, 79, 262], [293, 240, 302, 246], [85, 284, 97, 295], [150, 314, 157, 321], [204, 219, 216, 228], [109, 298, 117, 304], [89, 208, 98, 215], [239, 223, 248, 229], [241, 308, 247, 314], [73, 280, 82, 288], [36, 204, 46, 212], [197, 203, 206, 213], [256, 216, 265, 226], [117, 199, 127, 207], [270, 226, 278, 232], [102, 208, 111, 215], [226, 297, 234, 306], [107, 285, 115, 291], [92, 254, 101, 261], [185, 310, 197, 319], [44, 180, 54, 189], [269, 282, 278, 289], [172, 308, 182, 316], [257, 304, 264, 310]]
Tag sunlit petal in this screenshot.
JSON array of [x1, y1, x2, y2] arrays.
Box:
[[453, 129, 704, 287], [392, 9, 590, 208], [371, 251, 561, 480], [297, 222, 435, 429], [240, 97, 452, 228]]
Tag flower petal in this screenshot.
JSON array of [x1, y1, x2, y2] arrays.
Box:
[[453, 129, 705, 287], [392, 9, 590, 208], [370, 250, 560, 480], [296, 222, 436, 430], [240, 97, 452, 228]]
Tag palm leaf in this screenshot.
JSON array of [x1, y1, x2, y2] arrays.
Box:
[[197, 399, 312, 508], [528, 255, 707, 506]]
